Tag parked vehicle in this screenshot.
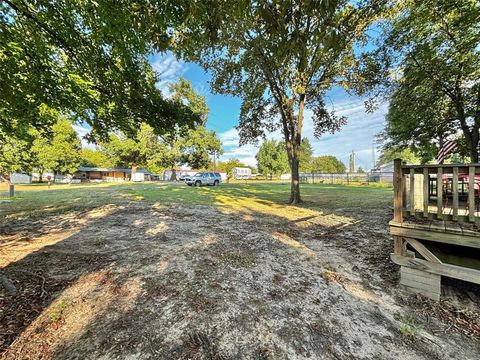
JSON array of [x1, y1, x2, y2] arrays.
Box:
[[185, 172, 222, 187]]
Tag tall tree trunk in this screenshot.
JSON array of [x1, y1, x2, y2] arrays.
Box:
[[459, 123, 479, 162], [170, 167, 177, 181], [456, 100, 479, 162], [289, 153, 301, 204], [289, 94, 306, 204], [470, 127, 479, 162], [286, 137, 302, 204], [470, 143, 479, 163]]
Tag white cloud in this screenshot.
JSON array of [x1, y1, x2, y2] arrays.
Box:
[[300, 99, 388, 170], [217, 98, 389, 170], [151, 53, 188, 95], [219, 128, 242, 147], [217, 128, 259, 166], [221, 145, 259, 167], [73, 125, 96, 150]]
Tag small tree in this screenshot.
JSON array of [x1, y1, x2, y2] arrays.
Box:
[[31, 119, 81, 176], [311, 156, 346, 173], [256, 139, 289, 178], [0, 131, 33, 181]]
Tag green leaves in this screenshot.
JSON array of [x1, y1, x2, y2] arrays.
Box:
[[310, 156, 346, 173], [256, 139, 289, 176], [173, 0, 384, 144], [168, 0, 384, 201], [97, 77, 223, 173], [178, 127, 223, 170], [369, 0, 480, 160], [1, 0, 200, 141], [0, 130, 33, 177], [31, 119, 82, 174]]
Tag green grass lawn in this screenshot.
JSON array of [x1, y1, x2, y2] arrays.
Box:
[[0, 182, 393, 220]]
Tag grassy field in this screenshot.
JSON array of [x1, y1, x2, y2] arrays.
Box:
[[0, 181, 392, 220]]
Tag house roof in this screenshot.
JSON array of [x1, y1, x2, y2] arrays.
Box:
[[78, 167, 152, 175]]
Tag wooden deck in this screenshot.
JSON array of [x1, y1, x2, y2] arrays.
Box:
[[390, 159, 480, 300]]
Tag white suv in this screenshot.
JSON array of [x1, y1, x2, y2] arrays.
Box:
[[185, 172, 222, 187]]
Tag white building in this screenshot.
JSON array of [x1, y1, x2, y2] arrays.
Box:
[[232, 167, 252, 180], [369, 161, 394, 183], [10, 173, 32, 184]]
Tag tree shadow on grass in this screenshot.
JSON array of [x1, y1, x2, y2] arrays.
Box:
[[1, 191, 476, 359], [0, 196, 397, 359], [0, 203, 169, 357]]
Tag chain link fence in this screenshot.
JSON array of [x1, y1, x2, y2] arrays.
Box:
[[300, 172, 393, 185], [0, 183, 15, 199]]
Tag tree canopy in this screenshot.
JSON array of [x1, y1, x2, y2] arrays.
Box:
[[377, 147, 421, 166], [364, 0, 480, 161], [31, 119, 82, 175], [100, 124, 156, 170], [310, 156, 346, 173], [95, 78, 222, 175], [178, 127, 223, 170], [1, 118, 82, 179], [80, 149, 114, 169], [0, 0, 200, 140], [256, 139, 290, 177], [171, 0, 385, 203], [159, 78, 223, 177], [0, 131, 32, 180]]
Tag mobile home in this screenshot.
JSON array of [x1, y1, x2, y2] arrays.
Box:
[[232, 167, 252, 180]]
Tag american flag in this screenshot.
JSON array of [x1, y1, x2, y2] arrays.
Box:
[[436, 140, 458, 164]]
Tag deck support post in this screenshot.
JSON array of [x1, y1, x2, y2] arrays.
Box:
[[400, 266, 441, 301], [393, 159, 404, 255]]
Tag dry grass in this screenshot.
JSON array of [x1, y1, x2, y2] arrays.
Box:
[[1, 183, 479, 359]]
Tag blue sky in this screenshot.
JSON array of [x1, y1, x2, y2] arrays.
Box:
[[150, 52, 388, 170], [79, 52, 388, 171]]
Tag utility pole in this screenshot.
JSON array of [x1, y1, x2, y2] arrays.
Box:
[[349, 150, 355, 173], [372, 140, 376, 170]]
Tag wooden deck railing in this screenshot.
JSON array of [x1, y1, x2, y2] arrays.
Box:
[[393, 159, 480, 224]]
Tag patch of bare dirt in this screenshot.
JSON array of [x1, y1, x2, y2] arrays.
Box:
[[1, 201, 479, 359]]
